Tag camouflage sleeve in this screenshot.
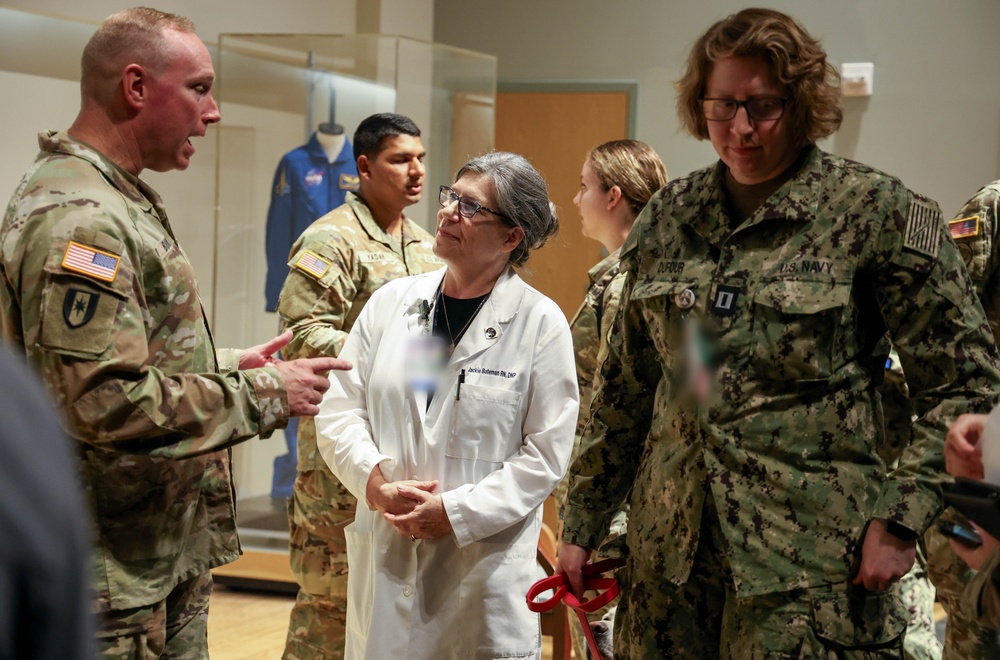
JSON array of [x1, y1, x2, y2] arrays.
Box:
[[961, 547, 1000, 630], [874, 194, 1000, 534], [51, 359, 287, 459], [950, 183, 1000, 340], [216, 348, 242, 372], [277, 229, 356, 361], [21, 246, 287, 459], [594, 272, 627, 371], [562, 258, 660, 549]]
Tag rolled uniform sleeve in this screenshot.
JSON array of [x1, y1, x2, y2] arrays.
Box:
[[277, 228, 356, 362]]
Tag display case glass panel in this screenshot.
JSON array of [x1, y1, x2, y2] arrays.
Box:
[[212, 33, 496, 579]]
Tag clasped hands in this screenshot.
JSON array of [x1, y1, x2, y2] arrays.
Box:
[[366, 466, 452, 541]]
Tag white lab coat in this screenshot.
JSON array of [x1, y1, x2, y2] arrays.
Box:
[[316, 265, 578, 660]]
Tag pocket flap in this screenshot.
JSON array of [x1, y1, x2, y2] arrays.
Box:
[[631, 278, 697, 301], [811, 589, 907, 648], [754, 279, 851, 314]]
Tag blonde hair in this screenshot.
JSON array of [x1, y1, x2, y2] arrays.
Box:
[[675, 7, 842, 146], [587, 140, 669, 217], [81, 7, 196, 103]]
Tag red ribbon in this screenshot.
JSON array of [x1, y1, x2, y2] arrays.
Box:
[[526, 558, 624, 659]]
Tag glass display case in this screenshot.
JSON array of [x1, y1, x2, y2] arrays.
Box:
[[209, 33, 497, 586]]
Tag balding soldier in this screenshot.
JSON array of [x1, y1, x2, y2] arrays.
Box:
[[277, 113, 441, 659], [0, 8, 350, 657]]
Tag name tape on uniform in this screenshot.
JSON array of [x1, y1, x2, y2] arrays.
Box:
[[294, 250, 331, 279], [62, 241, 120, 283]]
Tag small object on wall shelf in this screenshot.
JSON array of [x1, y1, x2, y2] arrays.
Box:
[[841, 62, 874, 97]]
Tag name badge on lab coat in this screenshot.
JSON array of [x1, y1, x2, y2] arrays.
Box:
[[405, 335, 448, 394]]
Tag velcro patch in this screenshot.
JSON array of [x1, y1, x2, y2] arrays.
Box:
[[293, 250, 331, 279], [902, 201, 942, 258], [62, 241, 120, 283], [949, 214, 980, 240], [339, 173, 360, 191]]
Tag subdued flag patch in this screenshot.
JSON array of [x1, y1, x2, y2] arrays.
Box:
[[949, 214, 980, 240], [62, 241, 120, 282], [294, 250, 331, 279], [903, 200, 942, 258]]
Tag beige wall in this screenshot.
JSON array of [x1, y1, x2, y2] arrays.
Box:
[[433, 0, 1000, 217], [0, 0, 358, 40]]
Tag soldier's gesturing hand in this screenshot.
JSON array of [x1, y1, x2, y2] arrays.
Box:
[[240, 330, 295, 368], [275, 356, 352, 416]]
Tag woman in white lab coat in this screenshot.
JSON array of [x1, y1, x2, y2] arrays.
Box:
[[316, 152, 579, 660]]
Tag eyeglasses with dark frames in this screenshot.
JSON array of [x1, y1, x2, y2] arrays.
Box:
[[700, 97, 788, 122], [439, 185, 510, 223]]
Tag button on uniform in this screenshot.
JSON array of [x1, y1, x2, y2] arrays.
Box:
[[675, 288, 696, 309], [402, 585, 413, 597]]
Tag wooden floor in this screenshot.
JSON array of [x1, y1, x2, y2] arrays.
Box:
[[207, 586, 556, 659], [208, 586, 294, 659], [207, 584, 945, 658]]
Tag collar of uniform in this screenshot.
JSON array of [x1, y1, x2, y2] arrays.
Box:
[[588, 248, 621, 286], [39, 130, 161, 215], [304, 131, 352, 165], [735, 144, 822, 232], [667, 145, 821, 247], [346, 191, 423, 249]]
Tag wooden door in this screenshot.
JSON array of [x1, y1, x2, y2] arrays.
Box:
[[496, 88, 630, 537], [495, 90, 630, 320]]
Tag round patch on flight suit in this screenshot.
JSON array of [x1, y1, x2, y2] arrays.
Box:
[[41, 278, 121, 358]]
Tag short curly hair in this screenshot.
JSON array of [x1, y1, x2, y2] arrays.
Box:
[[676, 7, 842, 147]]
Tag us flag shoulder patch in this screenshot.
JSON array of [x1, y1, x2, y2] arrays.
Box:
[[61, 241, 120, 283], [293, 250, 331, 279], [902, 200, 942, 258], [949, 214, 980, 240]]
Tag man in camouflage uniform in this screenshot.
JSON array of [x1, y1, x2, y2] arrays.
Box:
[[0, 9, 348, 658], [560, 143, 1000, 656], [925, 180, 1000, 659], [277, 112, 441, 660]]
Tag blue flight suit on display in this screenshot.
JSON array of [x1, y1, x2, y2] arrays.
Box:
[[265, 132, 358, 499]]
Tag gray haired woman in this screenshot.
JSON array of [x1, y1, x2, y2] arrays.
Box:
[[315, 152, 579, 659]]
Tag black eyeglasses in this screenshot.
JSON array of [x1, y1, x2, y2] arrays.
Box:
[[439, 186, 509, 223], [700, 97, 788, 122]]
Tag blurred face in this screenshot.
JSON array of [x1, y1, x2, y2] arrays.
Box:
[[573, 159, 612, 240], [359, 134, 426, 208], [704, 55, 799, 185], [139, 28, 221, 172], [434, 173, 520, 271]]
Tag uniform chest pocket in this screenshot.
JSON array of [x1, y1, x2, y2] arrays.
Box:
[[447, 383, 523, 463], [356, 251, 407, 292], [751, 276, 852, 382], [631, 278, 699, 366]]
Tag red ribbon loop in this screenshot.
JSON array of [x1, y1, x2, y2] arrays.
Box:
[[526, 557, 625, 659]]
